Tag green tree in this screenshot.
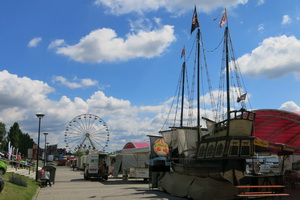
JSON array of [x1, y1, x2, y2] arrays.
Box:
[[4, 122, 36, 158], [74, 151, 84, 157], [8, 122, 22, 148], [7, 122, 35, 157], [0, 122, 6, 141], [0, 122, 6, 150], [18, 133, 34, 157]]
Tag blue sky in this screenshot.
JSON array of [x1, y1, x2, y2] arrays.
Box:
[[1, 0, 300, 153]]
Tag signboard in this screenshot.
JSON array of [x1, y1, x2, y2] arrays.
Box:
[[254, 139, 269, 148], [149, 135, 169, 158], [129, 168, 149, 178], [27, 149, 33, 159]]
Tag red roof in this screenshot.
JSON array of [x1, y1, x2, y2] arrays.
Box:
[[253, 109, 300, 150], [123, 142, 149, 149]]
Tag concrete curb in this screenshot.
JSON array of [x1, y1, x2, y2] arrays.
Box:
[[32, 186, 41, 200]]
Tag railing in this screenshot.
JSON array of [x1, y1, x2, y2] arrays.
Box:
[[4, 159, 36, 174]]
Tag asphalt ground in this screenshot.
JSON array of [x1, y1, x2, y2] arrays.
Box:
[[7, 165, 300, 199], [33, 166, 188, 200]]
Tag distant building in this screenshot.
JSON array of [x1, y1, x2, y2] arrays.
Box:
[[32, 143, 66, 160]]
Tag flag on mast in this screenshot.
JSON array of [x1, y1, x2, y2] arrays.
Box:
[[237, 93, 247, 103], [181, 46, 185, 58], [219, 9, 227, 28], [191, 6, 199, 34]]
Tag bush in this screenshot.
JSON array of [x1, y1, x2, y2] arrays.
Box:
[[9, 174, 27, 187]]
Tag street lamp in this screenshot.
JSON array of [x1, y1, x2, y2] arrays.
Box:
[[35, 113, 45, 182], [43, 133, 49, 167]]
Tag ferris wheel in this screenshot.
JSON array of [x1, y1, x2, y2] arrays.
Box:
[[64, 114, 110, 153]]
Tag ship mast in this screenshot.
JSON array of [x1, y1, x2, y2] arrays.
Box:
[[190, 7, 201, 140], [180, 61, 186, 127], [179, 6, 201, 134], [197, 29, 201, 141], [225, 26, 230, 137]]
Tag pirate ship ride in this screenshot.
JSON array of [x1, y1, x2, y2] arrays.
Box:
[[158, 8, 256, 185]]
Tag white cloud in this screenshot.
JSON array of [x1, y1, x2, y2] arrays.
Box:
[[279, 101, 300, 111], [94, 0, 248, 15], [0, 70, 53, 108], [28, 37, 42, 47], [0, 70, 55, 132], [52, 76, 98, 89], [128, 17, 154, 32], [258, 24, 264, 33], [48, 39, 66, 49], [238, 35, 300, 79], [257, 0, 265, 6], [282, 15, 292, 25], [54, 25, 176, 63]]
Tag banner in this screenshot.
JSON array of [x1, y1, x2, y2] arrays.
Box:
[[148, 135, 171, 172], [149, 135, 169, 159]]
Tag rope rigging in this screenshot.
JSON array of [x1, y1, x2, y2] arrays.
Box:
[[215, 28, 252, 122], [160, 24, 252, 130]]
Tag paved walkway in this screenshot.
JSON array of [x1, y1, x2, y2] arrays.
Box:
[[34, 166, 187, 200], [6, 165, 300, 199]]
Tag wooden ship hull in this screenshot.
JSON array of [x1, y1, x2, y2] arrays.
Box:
[[160, 110, 256, 184]]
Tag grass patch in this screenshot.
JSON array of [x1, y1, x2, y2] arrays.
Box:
[[0, 172, 39, 200]]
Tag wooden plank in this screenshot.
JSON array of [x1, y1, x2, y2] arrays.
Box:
[[241, 191, 273, 194], [236, 185, 285, 188], [237, 193, 290, 197]]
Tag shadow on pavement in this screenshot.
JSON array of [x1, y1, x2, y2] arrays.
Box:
[[100, 178, 147, 185]]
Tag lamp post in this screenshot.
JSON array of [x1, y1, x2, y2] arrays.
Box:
[[43, 133, 49, 167], [35, 113, 45, 182], [46, 142, 49, 162]]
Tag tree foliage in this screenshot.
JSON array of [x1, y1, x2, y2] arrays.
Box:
[[8, 122, 22, 148], [0, 122, 7, 150], [0, 122, 6, 141], [19, 133, 34, 157], [74, 151, 84, 157], [7, 122, 34, 157]]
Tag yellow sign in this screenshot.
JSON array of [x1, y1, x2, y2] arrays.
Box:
[[254, 139, 269, 147]]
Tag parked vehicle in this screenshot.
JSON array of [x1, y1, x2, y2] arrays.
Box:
[[0, 160, 7, 175], [83, 152, 109, 180], [57, 156, 67, 166]]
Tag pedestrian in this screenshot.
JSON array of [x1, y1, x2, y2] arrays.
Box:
[[17, 153, 22, 169], [72, 160, 77, 171], [41, 168, 51, 187]]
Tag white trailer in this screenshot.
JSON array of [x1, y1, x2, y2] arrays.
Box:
[[113, 147, 149, 181], [84, 152, 109, 180], [77, 155, 87, 170]]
